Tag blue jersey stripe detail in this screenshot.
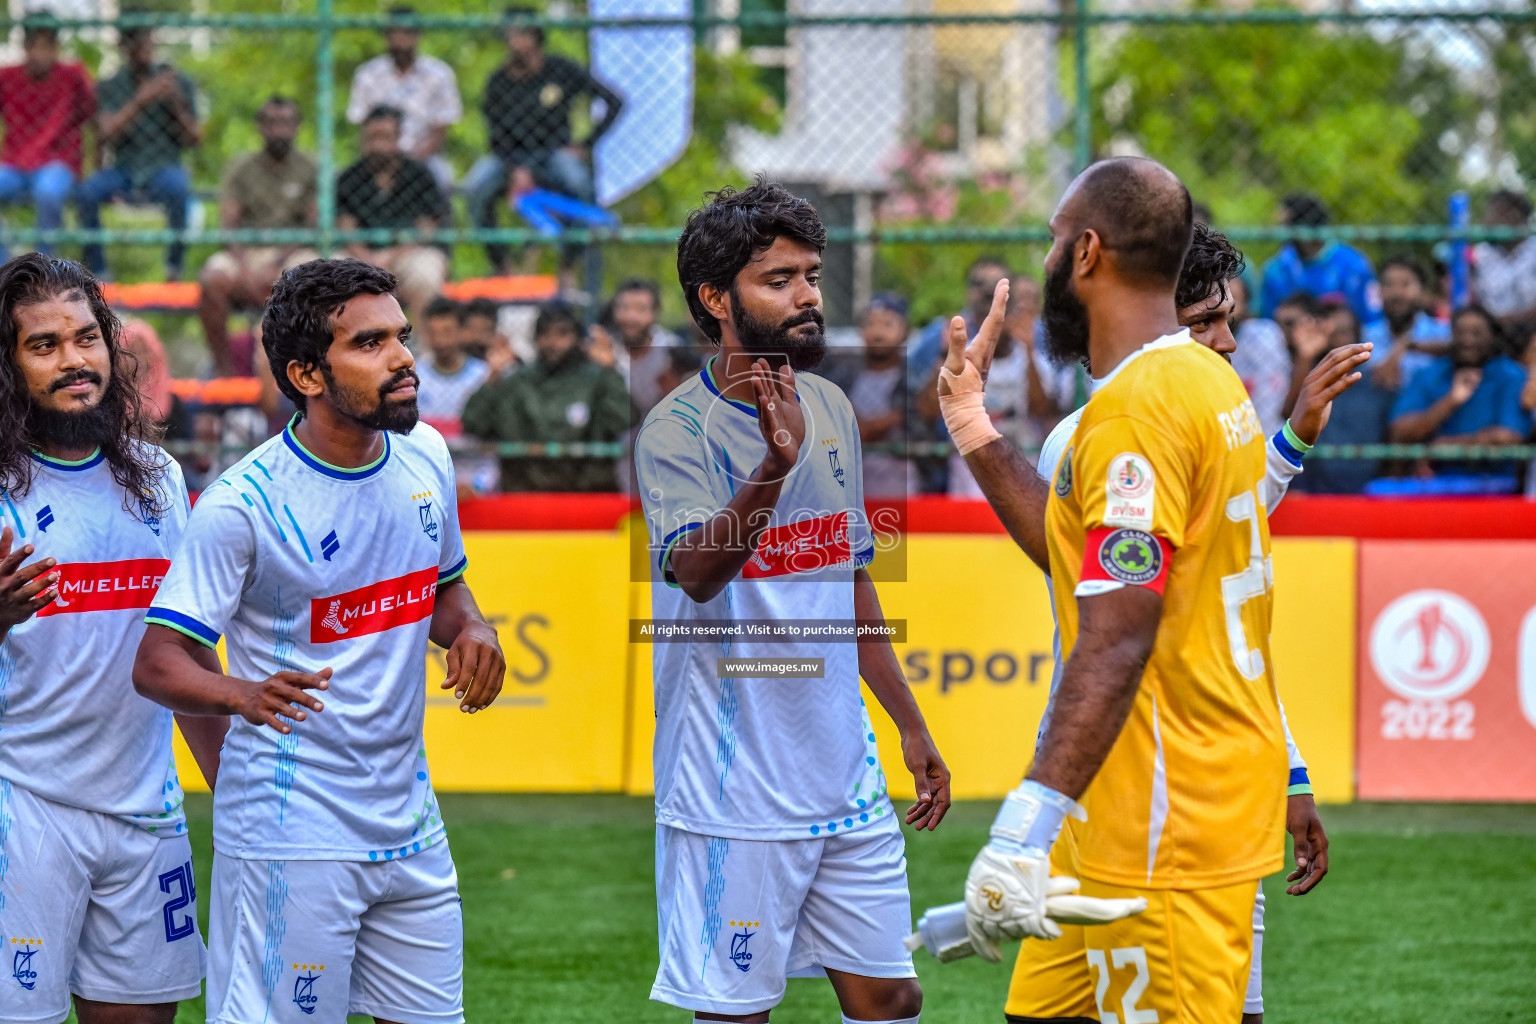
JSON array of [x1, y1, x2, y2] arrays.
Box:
[[252, 458, 273, 481], [701, 357, 758, 417], [146, 608, 221, 647], [674, 397, 703, 416], [1271, 429, 1305, 469], [283, 423, 391, 480], [243, 474, 288, 542], [2, 493, 24, 539], [283, 505, 313, 563], [439, 556, 468, 583]]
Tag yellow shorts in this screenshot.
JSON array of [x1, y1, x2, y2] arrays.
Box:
[[1079, 877, 1257, 1024], [1006, 821, 1097, 1022]]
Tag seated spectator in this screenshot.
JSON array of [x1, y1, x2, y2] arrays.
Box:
[[908, 255, 1011, 492], [345, 5, 461, 196], [1229, 276, 1291, 435], [77, 27, 200, 281], [1259, 193, 1382, 328], [416, 296, 491, 427], [0, 21, 94, 259], [825, 292, 915, 498], [1472, 189, 1536, 327], [1366, 254, 1450, 391], [462, 301, 632, 491], [466, 6, 623, 279], [1390, 304, 1533, 485], [602, 278, 680, 417], [198, 96, 319, 376], [336, 105, 446, 316], [1293, 304, 1396, 494]]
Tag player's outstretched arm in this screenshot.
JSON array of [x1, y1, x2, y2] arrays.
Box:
[[937, 280, 1054, 573], [133, 624, 331, 735], [430, 579, 505, 714], [668, 359, 804, 604], [854, 567, 950, 831], [1289, 342, 1372, 447]]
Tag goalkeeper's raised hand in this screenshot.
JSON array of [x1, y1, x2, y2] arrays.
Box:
[[962, 780, 1148, 962]]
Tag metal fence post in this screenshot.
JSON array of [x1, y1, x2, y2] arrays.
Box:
[[316, 0, 337, 256], [1073, 0, 1090, 174]]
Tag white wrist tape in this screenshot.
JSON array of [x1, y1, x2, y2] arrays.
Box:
[[991, 780, 1084, 854], [938, 362, 1001, 456]]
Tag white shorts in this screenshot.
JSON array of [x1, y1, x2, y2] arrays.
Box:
[[1246, 882, 1266, 1014], [650, 815, 916, 1016], [0, 779, 205, 1023], [206, 841, 463, 1024]]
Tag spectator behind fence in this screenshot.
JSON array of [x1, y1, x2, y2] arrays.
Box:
[[593, 278, 680, 417], [1002, 273, 1077, 427], [907, 255, 1011, 492], [1366, 254, 1450, 392], [463, 300, 633, 491], [1259, 192, 1383, 328], [1390, 304, 1533, 486], [198, 96, 319, 376], [466, 6, 624, 276], [336, 104, 446, 316], [458, 296, 518, 378], [77, 26, 200, 281], [0, 22, 94, 259], [1228, 276, 1291, 435], [416, 296, 491, 426], [1472, 189, 1536, 326], [345, 4, 462, 196], [1294, 304, 1396, 494], [824, 291, 915, 498]]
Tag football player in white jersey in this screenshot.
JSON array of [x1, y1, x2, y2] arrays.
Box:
[[930, 224, 1368, 1023], [132, 259, 505, 1024], [635, 179, 949, 1024], [0, 254, 226, 1024]]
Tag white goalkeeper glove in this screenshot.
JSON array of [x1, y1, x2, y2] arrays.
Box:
[[962, 780, 1148, 963]]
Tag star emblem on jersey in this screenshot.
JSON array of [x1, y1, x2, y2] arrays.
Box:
[[414, 491, 439, 541], [291, 963, 324, 1015], [728, 921, 759, 972], [1054, 447, 1073, 498], [139, 494, 161, 536], [320, 530, 340, 561], [10, 938, 41, 991], [1098, 528, 1163, 585], [35, 505, 53, 533]]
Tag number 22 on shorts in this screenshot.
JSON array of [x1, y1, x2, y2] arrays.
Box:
[[1086, 946, 1159, 1024]]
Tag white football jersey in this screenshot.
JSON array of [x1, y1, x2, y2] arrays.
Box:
[[635, 360, 887, 841], [147, 420, 467, 862], [1033, 347, 1307, 771], [0, 445, 190, 834]]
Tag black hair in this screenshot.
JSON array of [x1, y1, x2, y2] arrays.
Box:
[[1282, 192, 1330, 228], [668, 346, 704, 377], [1488, 189, 1533, 222], [613, 278, 661, 308], [261, 258, 398, 413], [502, 5, 545, 45], [1074, 157, 1193, 287], [675, 177, 827, 342], [966, 255, 1011, 279], [1316, 300, 1361, 345], [423, 295, 460, 321], [1175, 222, 1246, 312], [1275, 291, 1323, 318], [460, 297, 499, 324], [260, 95, 300, 118], [0, 254, 168, 515], [1379, 254, 1429, 289], [363, 104, 404, 129], [534, 300, 581, 338], [387, 5, 419, 23], [1451, 303, 1503, 344], [22, 24, 59, 46]]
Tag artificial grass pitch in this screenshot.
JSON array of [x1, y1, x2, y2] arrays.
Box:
[[110, 796, 1535, 1024]]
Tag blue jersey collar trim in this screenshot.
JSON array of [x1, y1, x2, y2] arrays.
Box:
[[30, 447, 105, 471], [702, 356, 761, 418], [283, 417, 390, 481]]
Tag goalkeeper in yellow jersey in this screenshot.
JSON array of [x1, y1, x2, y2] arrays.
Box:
[[939, 158, 1292, 1024]]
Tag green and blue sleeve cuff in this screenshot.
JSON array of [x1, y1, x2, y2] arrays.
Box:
[[1287, 766, 1313, 796], [439, 556, 468, 584], [145, 607, 220, 649]]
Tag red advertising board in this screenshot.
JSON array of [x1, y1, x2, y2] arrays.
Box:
[[1358, 541, 1536, 800]]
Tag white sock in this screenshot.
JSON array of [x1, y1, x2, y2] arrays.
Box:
[[842, 1016, 919, 1024]]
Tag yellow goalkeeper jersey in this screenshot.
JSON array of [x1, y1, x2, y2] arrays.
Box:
[[1045, 330, 1286, 890]]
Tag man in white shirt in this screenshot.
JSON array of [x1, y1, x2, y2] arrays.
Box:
[[0, 253, 225, 1024], [133, 259, 505, 1024], [1472, 189, 1536, 326], [636, 180, 949, 1024], [346, 5, 462, 194], [415, 296, 490, 427]]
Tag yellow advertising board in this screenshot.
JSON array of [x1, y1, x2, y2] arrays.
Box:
[[180, 531, 1355, 803]]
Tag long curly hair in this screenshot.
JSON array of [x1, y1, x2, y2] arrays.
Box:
[[0, 254, 169, 517]]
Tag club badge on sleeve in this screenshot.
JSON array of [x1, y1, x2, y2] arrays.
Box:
[[1080, 526, 1172, 593], [1103, 452, 1154, 530]]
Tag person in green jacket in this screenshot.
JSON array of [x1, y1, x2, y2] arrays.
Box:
[[463, 301, 634, 491]]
